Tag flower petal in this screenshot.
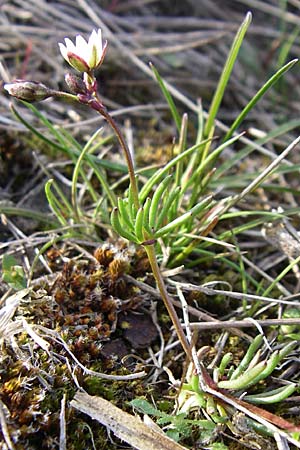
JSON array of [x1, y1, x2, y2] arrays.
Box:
[[90, 29, 102, 49], [58, 43, 68, 61], [75, 35, 89, 58], [89, 29, 103, 66], [64, 38, 76, 53]]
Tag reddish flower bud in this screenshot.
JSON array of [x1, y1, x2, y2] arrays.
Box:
[[65, 73, 87, 95]]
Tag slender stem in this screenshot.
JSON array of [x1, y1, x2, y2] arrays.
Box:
[[91, 103, 140, 210], [50, 90, 78, 101], [144, 243, 192, 359]]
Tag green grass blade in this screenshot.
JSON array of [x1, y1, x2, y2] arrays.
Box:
[[11, 103, 64, 152], [117, 198, 134, 232], [155, 195, 213, 239], [142, 196, 153, 236], [0, 205, 58, 226], [263, 255, 300, 297], [223, 58, 298, 142], [181, 101, 204, 187], [11, 104, 127, 173], [20, 100, 70, 148], [71, 141, 92, 223], [244, 384, 296, 405], [214, 117, 300, 180], [230, 335, 263, 380], [150, 62, 181, 132], [184, 133, 243, 198], [204, 12, 252, 138], [134, 206, 145, 242], [175, 113, 188, 189], [277, 26, 300, 70], [72, 128, 117, 221], [111, 207, 137, 243], [156, 186, 181, 230], [44, 179, 68, 226]]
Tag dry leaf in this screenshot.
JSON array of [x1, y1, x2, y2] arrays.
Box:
[[71, 391, 186, 450]]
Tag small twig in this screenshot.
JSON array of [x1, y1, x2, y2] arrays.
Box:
[[148, 302, 165, 376], [169, 279, 300, 306], [59, 394, 67, 450], [187, 318, 300, 330], [176, 286, 192, 343], [37, 326, 147, 381], [0, 400, 15, 450]]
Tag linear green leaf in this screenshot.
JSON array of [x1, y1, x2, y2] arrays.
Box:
[[218, 360, 266, 390], [134, 206, 145, 242], [156, 186, 181, 230], [230, 334, 263, 380], [44, 179, 67, 226], [244, 384, 296, 405], [149, 175, 173, 229], [139, 139, 211, 203], [111, 208, 137, 242], [154, 195, 213, 239], [117, 198, 134, 232]]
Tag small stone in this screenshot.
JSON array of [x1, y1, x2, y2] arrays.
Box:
[[121, 312, 158, 349]]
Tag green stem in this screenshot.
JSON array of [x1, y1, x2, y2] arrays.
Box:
[[50, 90, 78, 101], [144, 243, 191, 359]]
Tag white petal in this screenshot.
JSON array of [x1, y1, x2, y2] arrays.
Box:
[[75, 35, 89, 58], [89, 29, 97, 42], [58, 43, 69, 60], [89, 29, 101, 48], [90, 29, 102, 62], [64, 38, 76, 53], [96, 29, 102, 45]]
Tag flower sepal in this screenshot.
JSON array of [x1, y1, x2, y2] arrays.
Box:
[[65, 53, 90, 73]]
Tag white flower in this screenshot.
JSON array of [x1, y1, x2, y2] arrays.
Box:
[[59, 29, 107, 73]]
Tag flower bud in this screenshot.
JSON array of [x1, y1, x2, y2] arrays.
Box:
[[65, 73, 87, 94], [4, 80, 52, 102]]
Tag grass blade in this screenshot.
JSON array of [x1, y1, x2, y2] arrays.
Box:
[[223, 58, 298, 142], [150, 62, 181, 132], [204, 12, 252, 138]]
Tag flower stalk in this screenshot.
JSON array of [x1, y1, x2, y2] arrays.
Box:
[[86, 100, 140, 210], [144, 241, 191, 359]]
